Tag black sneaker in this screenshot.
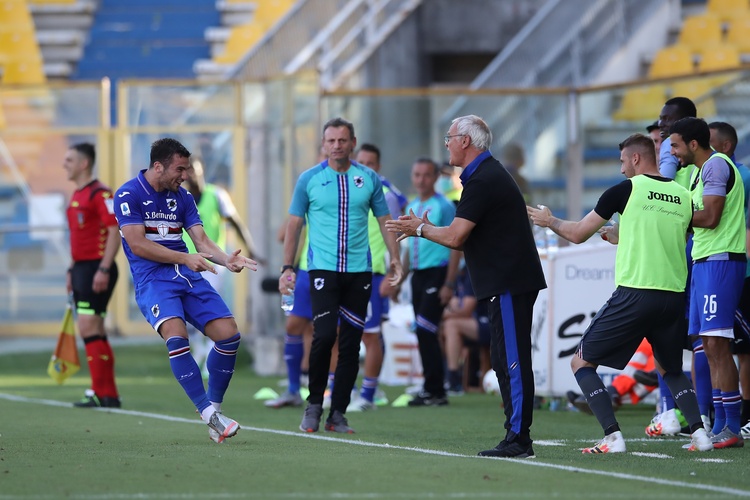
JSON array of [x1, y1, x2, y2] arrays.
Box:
[[73, 391, 121, 408], [325, 410, 355, 434], [478, 440, 535, 458], [408, 391, 449, 407]]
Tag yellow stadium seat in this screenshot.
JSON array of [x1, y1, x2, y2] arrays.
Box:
[[726, 15, 750, 52], [649, 45, 694, 78], [678, 14, 723, 52], [1, 58, 45, 84], [0, 0, 34, 25], [252, 0, 295, 28], [612, 85, 666, 121], [670, 78, 715, 102], [0, 30, 41, 59], [707, 0, 750, 23], [214, 24, 264, 64], [27, 0, 77, 4], [699, 44, 741, 72]]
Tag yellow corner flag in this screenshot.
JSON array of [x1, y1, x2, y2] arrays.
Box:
[[47, 306, 80, 384]]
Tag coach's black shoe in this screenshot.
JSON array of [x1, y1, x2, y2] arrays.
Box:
[[73, 390, 121, 408], [408, 391, 448, 407], [478, 439, 535, 458]]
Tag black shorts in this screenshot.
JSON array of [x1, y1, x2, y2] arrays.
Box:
[[732, 277, 750, 355], [578, 286, 686, 373], [71, 260, 118, 316]]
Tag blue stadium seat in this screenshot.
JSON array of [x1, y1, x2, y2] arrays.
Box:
[[72, 0, 219, 81]]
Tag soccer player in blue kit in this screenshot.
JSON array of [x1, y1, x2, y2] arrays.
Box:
[[114, 138, 257, 443]]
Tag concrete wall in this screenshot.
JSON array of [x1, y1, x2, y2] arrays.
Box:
[[360, 0, 546, 89]]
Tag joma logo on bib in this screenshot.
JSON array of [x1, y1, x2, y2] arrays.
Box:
[[647, 191, 681, 204]]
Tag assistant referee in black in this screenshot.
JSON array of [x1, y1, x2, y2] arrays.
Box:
[[386, 114, 546, 459]]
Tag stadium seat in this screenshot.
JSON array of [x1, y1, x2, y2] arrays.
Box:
[[1, 58, 45, 84], [252, 0, 295, 28], [677, 14, 723, 52], [213, 23, 264, 64], [648, 45, 694, 78], [27, 0, 77, 4], [670, 78, 717, 116], [698, 44, 741, 72], [726, 15, 750, 52], [212, 0, 295, 65], [612, 85, 666, 121], [0, 30, 41, 60], [707, 0, 750, 24], [0, 0, 34, 25]]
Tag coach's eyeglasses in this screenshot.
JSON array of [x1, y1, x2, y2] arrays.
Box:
[[444, 134, 466, 146]]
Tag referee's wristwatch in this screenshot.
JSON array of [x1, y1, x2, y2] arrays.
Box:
[[415, 223, 425, 237]]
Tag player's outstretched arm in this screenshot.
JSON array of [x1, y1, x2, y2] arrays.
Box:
[[187, 225, 256, 272], [527, 205, 606, 244]]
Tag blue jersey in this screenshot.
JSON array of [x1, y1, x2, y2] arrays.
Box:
[[114, 170, 203, 284], [405, 194, 455, 270], [289, 160, 389, 272], [380, 175, 408, 212]]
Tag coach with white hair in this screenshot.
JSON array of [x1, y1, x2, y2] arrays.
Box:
[[386, 114, 546, 458]]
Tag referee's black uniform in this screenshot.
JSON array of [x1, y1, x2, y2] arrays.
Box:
[[457, 153, 546, 450]]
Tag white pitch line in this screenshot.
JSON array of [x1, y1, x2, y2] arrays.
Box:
[[631, 452, 673, 459], [2, 393, 749, 498], [696, 458, 734, 463]]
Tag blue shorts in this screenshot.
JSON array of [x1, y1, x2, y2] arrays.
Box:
[[364, 273, 389, 333], [689, 259, 745, 338], [135, 274, 233, 334], [289, 269, 312, 321]]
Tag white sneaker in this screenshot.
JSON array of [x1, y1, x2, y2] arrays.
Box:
[[582, 431, 626, 454], [347, 395, 376, 412], [645, 409, 681, 437], [687, 428, 714, 452], [264, 391, 304, 408], [702, 415, 712, 433], [374, 388, 389, 406], [740, 422, 750, 439], [405, 384, 422, 396], [207, 411, 240, 443]]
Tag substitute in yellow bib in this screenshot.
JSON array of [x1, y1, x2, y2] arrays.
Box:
[[527, 133, 712, 455]]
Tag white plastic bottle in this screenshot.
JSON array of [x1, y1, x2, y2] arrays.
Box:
[[281, 291, 295, 312]]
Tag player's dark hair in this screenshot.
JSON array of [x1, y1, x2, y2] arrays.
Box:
[[414, 157, 439, 176], [150, 138, 191, 168], [708, 121, 738, 151], [358, 143, 381, 162], [670, 117, 710, 150], [619, 133, 656, 165], [664, 97, 697, 119], [322, 117, 355, 140], [71, 143, 95, 168]]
